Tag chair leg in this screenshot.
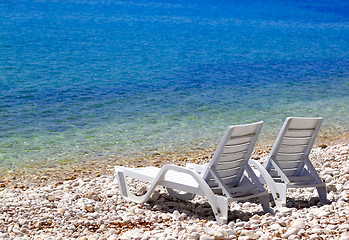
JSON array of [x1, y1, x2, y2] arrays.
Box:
[[317, 186, 329, 203], [208, 195, 228, 225], [258, 194, 272, 213], [166, 188, 196, 201], [273, 183, 287, 207], [115, 170, 154, 204]]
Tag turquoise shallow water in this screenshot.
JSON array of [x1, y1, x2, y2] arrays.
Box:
[[0, 0, 348, 171]]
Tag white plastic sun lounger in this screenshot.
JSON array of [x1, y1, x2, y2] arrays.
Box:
[[115, 122, 271, 224], [250, 117, 328, 207]]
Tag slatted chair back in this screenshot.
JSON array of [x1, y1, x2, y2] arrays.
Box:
[[202, 122, 264, 195], [265, 117, 322, 180]]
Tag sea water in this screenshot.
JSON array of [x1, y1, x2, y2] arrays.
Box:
[[0, 0, 348, 171]]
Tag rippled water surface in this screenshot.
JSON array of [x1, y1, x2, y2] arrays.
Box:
[[0, 0, 348, 171]]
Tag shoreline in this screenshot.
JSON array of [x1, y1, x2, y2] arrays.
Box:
[[0, 131, 348, 190]]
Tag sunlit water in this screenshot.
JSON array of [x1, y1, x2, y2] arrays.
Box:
[[0, 0, 348, 171]]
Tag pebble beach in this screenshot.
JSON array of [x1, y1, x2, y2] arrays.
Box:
[[0, 135, 348, 240], [1, 0, 349, 239]]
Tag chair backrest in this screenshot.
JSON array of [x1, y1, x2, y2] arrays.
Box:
[[265, 117, 322, 178], [202, 121, 264, 188]]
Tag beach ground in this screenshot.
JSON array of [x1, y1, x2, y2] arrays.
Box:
[[0, 132, 348, 239]]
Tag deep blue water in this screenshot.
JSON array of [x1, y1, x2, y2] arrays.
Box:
[[1, 0, 348, 171]]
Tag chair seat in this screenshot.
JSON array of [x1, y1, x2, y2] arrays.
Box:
[[287, 175, 326, 188]]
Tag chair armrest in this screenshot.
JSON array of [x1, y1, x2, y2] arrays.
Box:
[[249, 159, 275, 185], [186, 163, 209, 173], [249, 159, 282, 202], [269, 159, 291, 184], [249, 159, 291, 207]]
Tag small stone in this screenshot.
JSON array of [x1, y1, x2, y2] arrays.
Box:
[[57, 208, 65, 214], [233, 227, 244, 234], [136, 186, 147, 196], [165, 237, 177, 240], [278, 221, 287, 227], [86, 192, 101, 201], [0, 233, 9, 238], [235, 222, 245, 227], [188, 226, 198, 233], [18, 218, 26, 226], [338, 224, 349, 231], [122, 217, 131, 224], [288, 235, 300, 240], [225, 229, 235, 236], [64, 211, 71, 218], [325, 175, 334, 183], [290, 220, 306, 229], [242, 202, 251, 208], [321, 169, 334, 176], [199, 235, 211, 240], [318, 144, 327, 149], [339, 233, 349, 240], [318, 211, 330, 218], [190, 232, 200, 240], [107, 236, 118, 240], [134, 208, 144, 214], [278, 207, 293, 214], [311, 228, 323, 234], [250, 223, 260, 229], [255, 231, 264, 238], [85, 205, 95, 213], [240, 230, 258, 239], [151, 190, 160, 201], [259, 234, 271, 240], [119, 229, 143, 240], [250, 214, 260, 220], [270, 223, 282, 230], [160, 213, 171, 221], [228, 222, 235, 229], [281, 227, 299, 238], [341, 167, 349, 175], [105, 190, 117, 197], [173, 210, 181, 220], [213, 230, 227, 240], [327, 224, 337, 231], [47, 195, 56, 202]]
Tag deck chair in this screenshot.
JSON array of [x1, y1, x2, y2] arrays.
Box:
[[250, 117, 328, 207], [115, 122, 271, 225]]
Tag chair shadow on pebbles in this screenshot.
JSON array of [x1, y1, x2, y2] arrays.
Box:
[[127, 179, 269, 223], [278, 196, 331, 209], [262, 188, 331, 209]]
